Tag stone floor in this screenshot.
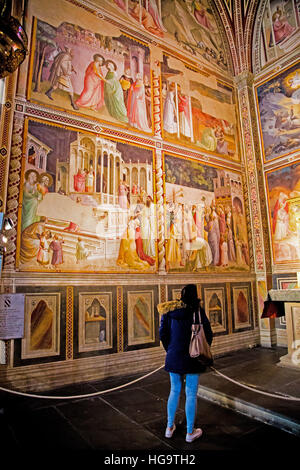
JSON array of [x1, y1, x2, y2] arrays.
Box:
[[0, 347, 299, 464]]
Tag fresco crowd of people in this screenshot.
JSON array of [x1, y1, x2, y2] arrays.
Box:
[[166, 199, 249, 271]]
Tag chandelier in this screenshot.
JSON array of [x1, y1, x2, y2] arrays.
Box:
[[0, 1, 28, 79]]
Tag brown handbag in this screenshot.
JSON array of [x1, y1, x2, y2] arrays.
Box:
[[189, 308, 213, 367]]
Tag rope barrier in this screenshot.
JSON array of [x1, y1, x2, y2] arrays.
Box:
[[0, 365, 164, 400], [209, 366, 300, 401], [0, 364, 299, 401]]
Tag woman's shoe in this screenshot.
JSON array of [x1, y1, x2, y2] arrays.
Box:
[[186, 428, 203, 443], [165, 424, 176, 438]]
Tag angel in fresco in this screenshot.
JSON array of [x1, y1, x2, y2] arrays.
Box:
[[272, 7, 296, 45], [75, 54, 106, 111]]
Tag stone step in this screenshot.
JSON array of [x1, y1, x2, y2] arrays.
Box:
[[197, 385, 300, 437]]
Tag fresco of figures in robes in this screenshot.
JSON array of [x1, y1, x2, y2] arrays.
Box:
[[102, 0, 228, 70], [164, 154, 250, 273], [266, 161, 300, 264], [260, 0, 299, 68], [255, 61, 300, 162], [29, 17, 152, 133], [18, 119, 157, 273], [161, 54, 238, 161]]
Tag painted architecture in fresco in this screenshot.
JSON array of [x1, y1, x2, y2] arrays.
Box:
[[29, 18, 152, 133], [256, 61, 300, 162], [104, 0, 228, 70], [164, 154, 250, 272], [18, 120, 156, 272], [260, 0, 300, 68], [266, 161, 300, 263], [161, 54, 238, 160]]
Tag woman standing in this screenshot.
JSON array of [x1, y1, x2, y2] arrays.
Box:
[[159, 284, 213, 443], [104, 60, 128, 123]]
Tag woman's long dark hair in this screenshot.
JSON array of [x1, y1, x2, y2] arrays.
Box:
[[181, 284, 199, 313]]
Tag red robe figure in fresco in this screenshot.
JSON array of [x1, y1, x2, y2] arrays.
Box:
[[135, 225, 155, 266], [76, 55, 105, 110], [74, 169, 86, 192], [127, 74, 151, 132]]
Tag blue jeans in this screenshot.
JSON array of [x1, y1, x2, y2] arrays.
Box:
[[167, 372, 200, 434]]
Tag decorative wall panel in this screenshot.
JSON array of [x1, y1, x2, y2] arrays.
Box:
[[123, 285, 159, 351], [73, 285, 117, 359], [78, 292, 113, 352], [231, 282, 253, 331], [21, 293, 61, 359], [203, 284, 227, 334], [14, 286, 66, 366]]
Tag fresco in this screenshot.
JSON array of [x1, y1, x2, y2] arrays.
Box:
[[266, 161, 300, 263], [203, 286, 226, 332], [101, 0, 228, 70], [17, 120, 157, 273], [232, 285, 252, 330], [164, 153, 250, 273], [260, 0, 299, 67], [256, 61, 300, 162], [29, 17, 153, 133], [78, 292, 112, 352], [21, 293, 60, 359], [161, 54, 238, 160], [127, 290, 155, 345]]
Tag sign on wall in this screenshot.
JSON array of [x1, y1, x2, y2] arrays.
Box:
[[0, 294, 25, 339]]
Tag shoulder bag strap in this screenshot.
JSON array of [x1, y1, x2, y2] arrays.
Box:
[[198, 307, 202, 325]]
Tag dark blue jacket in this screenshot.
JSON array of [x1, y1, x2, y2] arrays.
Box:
[[159, 306, 213, 374]]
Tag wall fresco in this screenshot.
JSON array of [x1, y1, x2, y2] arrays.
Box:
[[164, 153, 250, 273], [17, 119, 157, 273], [255, 61, 300, 162], [161, 54, 238, 160], [28, 17, 153, 134], [260, 0, 300, 68], [101, 0, 229, 70], [266, 161, 300, 263]]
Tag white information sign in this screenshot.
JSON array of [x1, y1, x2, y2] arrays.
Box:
[[0, 294, 25, 339]]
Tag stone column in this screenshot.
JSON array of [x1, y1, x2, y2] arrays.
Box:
[[235, 71, 275, 347]]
